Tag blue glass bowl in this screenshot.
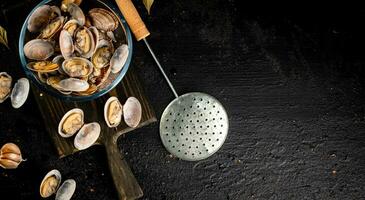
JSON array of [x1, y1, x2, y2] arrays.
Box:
[[19, 0, 133, 102]]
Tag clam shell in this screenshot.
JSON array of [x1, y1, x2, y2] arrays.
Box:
[[123, 97, 142, 128], [92, 46, 113, 69], [38, 16, 65, 39], [27, 5, 52, 32], [74, 27, 96, 58], [110, 44, 129, 74], [58, 78, 89, 92], [61, 0, 82, 12], [10, 78, 30, 109], [24, 39, 54, 61], [59, 30, 74, 59], [0, 72, 12, 103], [55, 179, 76, 200], [39, 169, 62, 198], [88, 8, 118, 32], [27, 61, 59, 73], [58, 108, 84, 137], [62, 57, 93, 78], [104, 96, 123, 128], [67, 3, 85, 26], [74, 84, 97, 96], [63, 19, 80, 36], [52, 55, 67, 74], [74, 122, 101, 150], [88, 26, 99, 54]]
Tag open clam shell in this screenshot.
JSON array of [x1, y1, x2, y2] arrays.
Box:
[[63, 19, 80, 36], [58, 108, 84, 137], [92, 46, 113, 69], [110, 44, 129, 74], [24, 39, 54, 61], [38, 16, 65, 40], [55, 179, 76, 200], [67, 3, 85, 26], [27, 61, 59, 73], [74, 122, 101, 150], [104, 96, 123, 128], [58, 78, 89, 92], [74, 27, 96, 58], [40, 169, 62, 198], [0, 72, 12, 103], [62, 57, 93, 78], [10, 78, 30, 109], [123, 97, 142, 128]]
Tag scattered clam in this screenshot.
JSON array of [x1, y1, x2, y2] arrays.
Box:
[[10, 78, 30, 109], [0, 143, 24, 169], [110, 44, 129, 73], [40, 169, 62, 198], [74, 122, 101, 150], [123, 97, 142, 128], [58, 108, 84, 137], [24, 2, 129, 96], [104, 96, 123, 128], [0, 72, 12, 103], [55, 179, 76, 200]]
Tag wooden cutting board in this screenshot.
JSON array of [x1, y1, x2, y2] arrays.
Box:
[[32, 67, 156, 200]]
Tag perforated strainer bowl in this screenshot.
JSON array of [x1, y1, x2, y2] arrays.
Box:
[[160, 92, 229, 161]]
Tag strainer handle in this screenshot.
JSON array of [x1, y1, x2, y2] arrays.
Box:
[[115, 0, 179, 98]]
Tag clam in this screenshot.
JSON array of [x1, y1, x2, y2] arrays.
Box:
[[58, 108, 84, 137], [52, 55, 66, 74], [38, 16, 65, 39], [62, 57, 93, 78], [27, 5, 53, 32], [89, 65, 110, 87], [47, 76, 72, 94], [55, 179, 76, 200], [123, 97, 142, 128], [10, 78, 30, 109], [67, 3, 85, 26], [92, 46, 113, 69], [27, 61, 59, 73], [74, 27, 96, 58], [58, 78, 89, 92], [88, 8, 118, 32], [110, 44, 129, 73], [104, 96, 123, 128], [74, 122, 101, 150], [59, 30, 74, 59], [40, 169, 62, 198], [0, 72, 12, 103], [61, 0, 82, 12], [88, 26, 99, 53], [24, 39, 54, 61], [74, 84, 97, 96], [63, 19, 79, 36]]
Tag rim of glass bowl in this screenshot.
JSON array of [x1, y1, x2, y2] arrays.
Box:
[[18, 0, 133, 102]]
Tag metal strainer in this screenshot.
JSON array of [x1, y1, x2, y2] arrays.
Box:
[[144, 40, 229, 161]]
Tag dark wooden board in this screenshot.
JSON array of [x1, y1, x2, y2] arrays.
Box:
[[32, 68, 156, 200]]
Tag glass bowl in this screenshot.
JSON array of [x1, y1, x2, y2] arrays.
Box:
[[18, 0, 133, 102]]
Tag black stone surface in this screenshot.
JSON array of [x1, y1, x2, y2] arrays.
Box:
[[1, 0, 365, 199]]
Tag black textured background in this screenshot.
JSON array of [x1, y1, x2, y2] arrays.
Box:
[[1, 0, 365, 199]]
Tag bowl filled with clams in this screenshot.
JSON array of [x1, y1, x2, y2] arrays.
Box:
[[19, 0, 133, 101]]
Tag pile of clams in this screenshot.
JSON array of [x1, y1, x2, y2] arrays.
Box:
[[0, 72, 30, 109], [104, 96, 142, 128], [24, 0, 129, 96], [40, 169, 76, 200], [58, 108, 100, 150]]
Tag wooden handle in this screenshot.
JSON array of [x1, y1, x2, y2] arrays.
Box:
[[115, 0, 150, 41], [104, 137, 143, 200]]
